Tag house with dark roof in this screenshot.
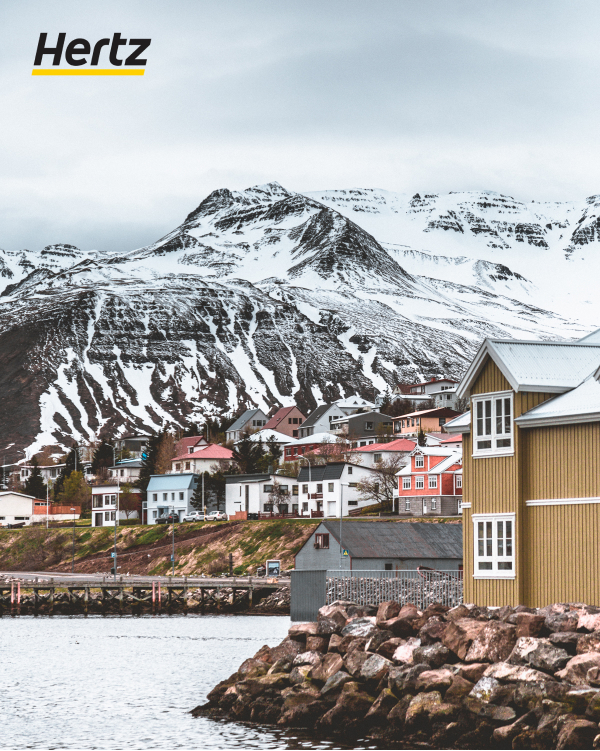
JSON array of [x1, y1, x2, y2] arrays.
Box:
[[329, 410, 393, 444], [298, 398, 378, 439], [297, 462, 379, 518], [225, 472, 299, 519], [294, 520, 463, 572], [264, 406, 306, 438], [445, 328, 600, 608], [225, 408, 269, 443]]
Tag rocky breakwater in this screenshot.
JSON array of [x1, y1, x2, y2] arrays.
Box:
[[193, 600, 600, 749]]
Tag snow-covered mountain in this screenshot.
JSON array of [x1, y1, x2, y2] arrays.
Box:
[[0, 182, 596, 454]]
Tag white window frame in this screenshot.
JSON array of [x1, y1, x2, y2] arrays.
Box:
[[415, 476, 424, 489], [472, 513, 515, 579], [472, 391, 514, 458], [428, 475, 437, 489], [405, 499, 411, 511], [415, 454, 424, 468], [431, 498, 437, 510], [402, 476, 411, 490], [456, 475, 462, 489], [458, 498, 463, 513]]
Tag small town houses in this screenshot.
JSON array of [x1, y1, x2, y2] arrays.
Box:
[[396, 446, 462, 516], [445, 327, 600, 608]]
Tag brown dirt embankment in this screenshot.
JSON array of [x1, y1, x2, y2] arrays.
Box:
[[0, 520, 319, 577]]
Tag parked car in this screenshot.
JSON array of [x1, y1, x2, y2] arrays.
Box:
[[182, 511, 205, 522], [205, 511, 227, 521], [156, 513, 180, 524]]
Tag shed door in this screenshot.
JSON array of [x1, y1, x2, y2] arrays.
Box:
[[422, 499, 427, 514]]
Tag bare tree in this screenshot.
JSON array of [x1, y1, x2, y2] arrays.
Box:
[[267, 480, 289, 512], [356, 455, 407, 508]]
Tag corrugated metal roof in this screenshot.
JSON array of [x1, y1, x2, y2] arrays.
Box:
[[286, 432, 336, 446], [147, 474, 197, 491], [444, 412, 471, 433], [578, 328, 600, 343], [300, 404, 333, 429], [224, 473, 297, 484], [320, 521, 462, 559], [297, 463, 349, 482], [490, 341, 600, 390], [351, 438, 416, 453], [227, 409, 262, 433], [516, 375, 600, 426]]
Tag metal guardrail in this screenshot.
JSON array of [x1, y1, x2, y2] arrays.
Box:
[[326, 569, 463, 609]]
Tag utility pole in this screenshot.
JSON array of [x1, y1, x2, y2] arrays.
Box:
[[202, 472, 205, 517], [71, 507, 76, 573], [171, 507, 176, 576], [46, 481, 49, 530]]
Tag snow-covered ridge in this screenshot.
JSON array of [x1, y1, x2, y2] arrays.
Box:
[[0, 181, 595, 453]]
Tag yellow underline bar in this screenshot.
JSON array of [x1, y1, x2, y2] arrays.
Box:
[[32, 69, 145, 76]]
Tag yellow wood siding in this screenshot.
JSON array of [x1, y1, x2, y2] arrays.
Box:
[[523, 423, 600, 500], [525, 504, 600, 607], [464, 355, 554, 606]]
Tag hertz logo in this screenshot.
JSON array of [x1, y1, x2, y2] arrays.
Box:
[[32, 33, 150, 76]]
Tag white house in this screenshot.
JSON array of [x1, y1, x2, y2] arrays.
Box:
[[236, 428, 291, 446], [225, 409, 269, 443], [225, 473, 299, 519], [145, 473, 198, 524], [91, 484, 140, 527], [297, 397, 377, 438], [296, 462, 380, 518], [0, 491, 35, 526]]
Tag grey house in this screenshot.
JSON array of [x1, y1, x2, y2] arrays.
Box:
[[294, 520, 463, 572], [329, 410, 393, 445], [225, 408, 269, 443]]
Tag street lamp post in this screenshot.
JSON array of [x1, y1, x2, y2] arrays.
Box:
[[71, 507, 76, 573], [339, 483, 350, 569]]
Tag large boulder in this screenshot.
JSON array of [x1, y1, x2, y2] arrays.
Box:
[[508, 636, 570, 673], [405, 691, 459, 727], [293, 650, 322, 667], [317, 682, 375, 730], [456, 662, 488, 683], [464, 620, 517, 663], [360, 654, 394, 684], [577, 631, 600, 655], [277, 693, 323, 728], [414, 668, 455, 694], [556, 719, 599, 750], [365, 629, 394, 654], [483, 661, 550, 683], [238, 658, 269, 678], [556, 652, 600, 685], [310, 653, 344, 683], [320, 670, 353, 696], [289, 665, 312, 685], [388, 664, 431, 695], [344, 649, 371, 677], [545, 611, 579, 633], [578, 611, 600, 633], [550, 631, 583, 654], [269, 637, 305, 663], [379, 615, 417, 638], [444, 674, 474, 704], [306, 635, 329, 653], [377, 637, 406, 660], [364, 687, 398, 724], [392, 637, 421, 664], [376, 600, 401, 625], [418, 615, 448, 645], [515, 612, 546, 638], [340, 617, 378, 639], [412, 642, 452, 668], [288, 622, 319, 639], [441, 618, 486, 660]]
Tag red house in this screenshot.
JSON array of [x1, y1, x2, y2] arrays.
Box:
[[264, 406, 306, 438], [396, 446, 462, 517]]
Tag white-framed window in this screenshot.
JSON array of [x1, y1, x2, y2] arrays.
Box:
[[431, 499, 437, 510], [456, 475, 462, 489], [428, 476, 437, 489], [153, 510, 157, 519], [472, 513, 515, 578], [152, 493, 157, 502], [472, 391, 514, 457], [415, 455, 424, 468], [179, 492, 184, 501], [347, 466, 353, 475], [415, 476, 424, 489], [373, 453, 382, 463], [403, 476, 411, 490], [405, 499, 411, 511], [328, 483, 334, 492], [458, 499, 463, 513]]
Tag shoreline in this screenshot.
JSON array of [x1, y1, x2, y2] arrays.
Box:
[[195, 599, 600, 749]]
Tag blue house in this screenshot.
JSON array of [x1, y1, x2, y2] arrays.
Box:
[[145, 473, 198, 524]]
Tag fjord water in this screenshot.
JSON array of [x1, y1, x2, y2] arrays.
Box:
[[0, 615, 376, 750]]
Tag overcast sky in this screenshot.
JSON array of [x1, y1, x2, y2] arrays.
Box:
[[1, 1, 600, 252]]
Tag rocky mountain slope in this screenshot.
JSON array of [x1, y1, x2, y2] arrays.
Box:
[[0, 182, 595, 453]]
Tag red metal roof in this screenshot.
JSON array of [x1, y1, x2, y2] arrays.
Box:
[[351, 438, 416, 453], [172, 444, 234, 462], [440, 434, 463, 444], [264, 406, 302, 431]]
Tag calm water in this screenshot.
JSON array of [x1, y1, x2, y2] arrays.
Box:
[[0, 615, 378, 750]]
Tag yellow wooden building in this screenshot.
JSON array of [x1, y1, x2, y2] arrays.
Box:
[[445, 329, 600, 607]]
